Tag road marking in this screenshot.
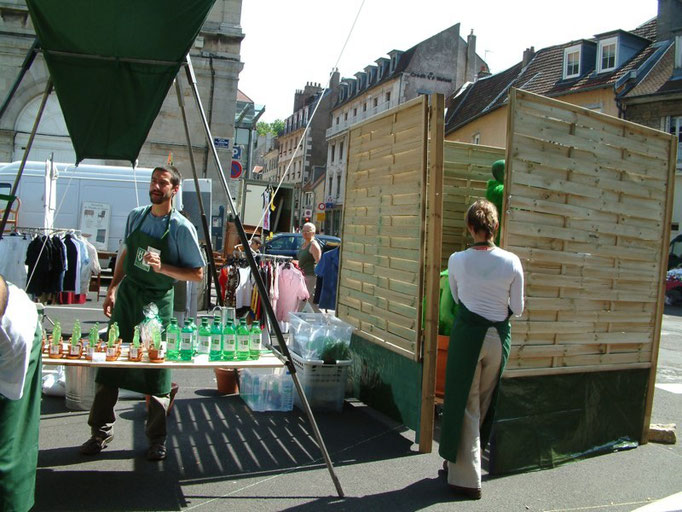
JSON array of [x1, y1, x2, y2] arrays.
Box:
[[631, 491, 682, 512], [655, 383, 682, 394]]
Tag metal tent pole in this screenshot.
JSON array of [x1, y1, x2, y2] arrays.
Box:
[[0, 39, 39, 122], [174, 78, 223, 307], [182, 55, 344, 498], [0, 78, 53, 235]]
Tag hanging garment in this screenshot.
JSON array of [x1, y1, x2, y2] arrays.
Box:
[[79, 238, 101, 294], [235, 266, 253, 309], [314, 247, 339, 310], [62, 234, 81, 293], [275, 263, 309, 322], [0, 234, 31, 290]]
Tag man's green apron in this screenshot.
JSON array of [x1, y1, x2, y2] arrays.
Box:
[[96, 207, 175, 396], [0, 324, 42, 512], [439, 303, 511, 462]]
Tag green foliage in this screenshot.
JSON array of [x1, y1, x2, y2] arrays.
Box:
[[256, 119, 285, 137]]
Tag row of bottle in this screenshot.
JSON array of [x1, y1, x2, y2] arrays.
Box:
[[165, 316, 264, 362]]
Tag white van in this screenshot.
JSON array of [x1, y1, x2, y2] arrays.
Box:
[[0, 161, 179, 253]]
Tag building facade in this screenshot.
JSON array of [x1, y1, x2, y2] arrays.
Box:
[[323, 24, 487, 235], [277, 76, 339, 230], [0, 0, 244, 220]]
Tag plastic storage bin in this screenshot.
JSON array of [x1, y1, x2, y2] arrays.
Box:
[[240, 367, 294, 412], [291, 351, 351, 413], [289, 313, 354, 362]]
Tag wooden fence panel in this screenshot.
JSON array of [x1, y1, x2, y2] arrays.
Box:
[[338, 97, 428, 360], [502, 89, 676, 378], [442, 141, 504, 268]]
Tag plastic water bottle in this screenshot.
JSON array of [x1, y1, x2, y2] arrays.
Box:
[[236, 318, 250, 361], [209, 316, 223, 361], [166, 318, 180, 361], [197, 317, 211, 356], [222, 319, 236, 360], [185, 317, 196, 355], [249, 322, 262, 360], [180, 319, 194, 361]]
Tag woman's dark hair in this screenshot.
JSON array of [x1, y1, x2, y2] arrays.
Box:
[[466, 199, 499, 239]]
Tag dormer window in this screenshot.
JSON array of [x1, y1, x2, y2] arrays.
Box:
[[675, 34, 682, 69], [564, 44, 581, 79], [598, 37, 618, 73]]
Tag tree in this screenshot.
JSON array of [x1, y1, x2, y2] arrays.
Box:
[[256, 120, 285, 137], [271, 119, 284, 136]]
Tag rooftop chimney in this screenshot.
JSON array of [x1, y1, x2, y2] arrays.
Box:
[[466, 29, 477, 82], [522, 46, 536, 68], [657, 0, 682, 41]]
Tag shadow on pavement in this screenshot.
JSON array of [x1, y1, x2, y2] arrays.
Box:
[[664, 304, 682, 317], [36, 396, 417, 511]]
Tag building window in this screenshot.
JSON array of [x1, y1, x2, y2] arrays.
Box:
[[336, 116, 340, 125], [344, 112, 348, 121], [676, 34, 682, 69], [328, 177, 333, 196], [385, 91, 391, 103], [598, 37, 617, 72], [363, 102, 367, 112], [564, 44, 581, 79], [373, 97, 378, 108], [336, 174, 342, 198], [353, 107, 357, 116], [472, 133, 480, 145], [339, 141, 344, 159], [305, 192, 314, 206], [668, 116, 682, 169], [331, 144, 336, 163]]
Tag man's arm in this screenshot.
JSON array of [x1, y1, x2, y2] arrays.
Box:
[[143, 252, 203, 282], [103, 247, 127, 318]]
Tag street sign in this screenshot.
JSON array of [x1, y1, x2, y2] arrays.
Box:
[[318, 202, 326, 211], [316, 212, 325, 221], [232, 145, 243, 160], [214, 137, 230, 149], [303, 209, 312, 218], [230, 160, 243, 179]]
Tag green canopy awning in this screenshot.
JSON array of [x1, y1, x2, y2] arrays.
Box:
[[26, 0, 216, 164]]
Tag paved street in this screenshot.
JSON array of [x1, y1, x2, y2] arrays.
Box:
[[32, 295, 682, 511]]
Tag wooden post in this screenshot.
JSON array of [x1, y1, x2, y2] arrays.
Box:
[[418, 94, 444, 453], [641, 134, 677, 444]]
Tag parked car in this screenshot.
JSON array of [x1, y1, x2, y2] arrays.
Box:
[[262, 233, 340, 259]]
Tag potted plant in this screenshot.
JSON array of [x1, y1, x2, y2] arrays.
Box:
[[48, 321, 64, 359], [128, 326, 143, 362], [148, 326, 165, 363]]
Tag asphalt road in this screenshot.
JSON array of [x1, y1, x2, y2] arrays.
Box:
[[32, 294, 682, 511]]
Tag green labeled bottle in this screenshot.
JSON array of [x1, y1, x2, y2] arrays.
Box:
[[166, 318, 180, 361], [188, 317, 198, 355], [197, 317, 211, 356], [179, 319, 194, 361], [209, 316, 223, 361], [222, 319, 236, 360], [249, 322, 262, 360], [71, 319, 81, 345], [236, 318, 250, 361]]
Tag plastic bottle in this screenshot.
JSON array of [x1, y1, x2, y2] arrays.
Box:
[[236, 318, 250, 361], [166, 318, 180, 361], [197, 317, 211, 356], [209, 316, 223, 361], [222, 319, 236, 360], [249, 322, 262, 360], [180, 319, 194, 361]]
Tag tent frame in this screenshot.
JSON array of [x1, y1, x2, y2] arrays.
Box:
[[0, 47, 344, 498]]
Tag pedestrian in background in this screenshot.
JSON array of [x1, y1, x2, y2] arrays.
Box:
[[439, 199, 524, 499], [0, 274, 42, 512], [296, 222, 321, 312]]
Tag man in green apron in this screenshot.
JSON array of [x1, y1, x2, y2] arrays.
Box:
[[0, 274, 42, 512], [80, 166, 205, 461]]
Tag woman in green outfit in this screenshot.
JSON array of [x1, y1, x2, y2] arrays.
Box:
[[80, 166, 205, 461], [296, 222, 322, 312], [439, 200, 524, 499]]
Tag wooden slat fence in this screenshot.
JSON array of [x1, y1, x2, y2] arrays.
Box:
[[502, 89, 676, 378], [441, 141, 504, 268], [337, 96, 428, 360]]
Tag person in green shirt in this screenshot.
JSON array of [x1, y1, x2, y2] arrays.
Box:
[[80, 166, 205, 461]]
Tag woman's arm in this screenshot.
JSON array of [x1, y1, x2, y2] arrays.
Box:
[[509, 256, 525, 316], [310, 240, 322, 264]]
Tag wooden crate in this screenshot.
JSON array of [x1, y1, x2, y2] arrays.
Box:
[[337, 96, 429, 360], [502, 89, 676, 379]]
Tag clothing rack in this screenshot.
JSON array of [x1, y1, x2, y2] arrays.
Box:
[[9, 226, 81, 236]]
